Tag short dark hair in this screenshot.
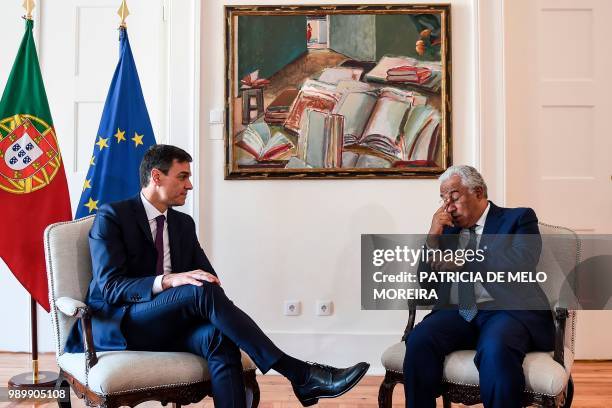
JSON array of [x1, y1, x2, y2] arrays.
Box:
[[139, 144, 192, 188]]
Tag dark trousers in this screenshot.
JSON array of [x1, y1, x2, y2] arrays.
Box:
[[121, 282, 283, 408], [403, 310, 533, 408]]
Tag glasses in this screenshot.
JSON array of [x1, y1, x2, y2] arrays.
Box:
[[438, 191, 463, 206]]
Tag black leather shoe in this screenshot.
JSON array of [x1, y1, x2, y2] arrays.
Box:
[[292, 361, 370, 406]]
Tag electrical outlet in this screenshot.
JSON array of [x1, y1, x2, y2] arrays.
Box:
[[284, 300, 301, 316], [316, 300, 333, 316]]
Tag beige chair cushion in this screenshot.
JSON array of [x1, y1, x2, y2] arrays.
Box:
[[58, 350, 256, 395], [381, 342, 573, 396]]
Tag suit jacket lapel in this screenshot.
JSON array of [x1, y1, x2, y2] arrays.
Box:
[[482, 201, 504, 248], [167, 209, 181, 272], [483, 201, 503, 235], [132, 195, 154, 243], [441, 202, 503, 247]]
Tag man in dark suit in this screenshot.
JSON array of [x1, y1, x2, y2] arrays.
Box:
[[66, 144, 368, 408], [403, 165, 554, 408]]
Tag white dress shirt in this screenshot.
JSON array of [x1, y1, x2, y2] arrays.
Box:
[[449, 202, 494, 304], [140, 192, 171, 295]]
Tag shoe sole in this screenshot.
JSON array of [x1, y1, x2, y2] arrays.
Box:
[[297, 363, 370, 407]]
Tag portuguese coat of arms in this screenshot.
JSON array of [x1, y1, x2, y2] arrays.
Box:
[[0, 114, 62, 194]]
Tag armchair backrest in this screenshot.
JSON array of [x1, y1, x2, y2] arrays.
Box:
[[537, 222, 580, 354], [44, 216, 95, 356]]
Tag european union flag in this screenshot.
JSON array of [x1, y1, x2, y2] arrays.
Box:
[[76, 27, 155, 218]]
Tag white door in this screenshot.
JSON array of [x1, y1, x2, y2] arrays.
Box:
[[505, 0, 612, 358], [42, 0, 166, 209], [0, 0, 166, 352]]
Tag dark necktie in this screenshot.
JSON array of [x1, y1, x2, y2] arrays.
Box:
[[154, 215, 166, 275], [459, 225, 478, 321]]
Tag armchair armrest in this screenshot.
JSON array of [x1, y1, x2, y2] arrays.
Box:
[[401, 302, 417, 342], [55, 297, 98, 371], [56, 297, 87, 317], [553, 306, 569, 367]]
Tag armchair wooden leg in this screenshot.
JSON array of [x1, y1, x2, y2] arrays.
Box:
[[244, 370, 260, 408], [378, 371, 401, 408], [54, 373, 71, 408], [562, 375, 574, 408]]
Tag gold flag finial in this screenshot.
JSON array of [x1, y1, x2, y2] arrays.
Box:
[[117, 0, 130, 27], [22, 0, 35, 20]]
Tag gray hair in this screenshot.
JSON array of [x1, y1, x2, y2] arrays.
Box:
[[439, 165, 488, 198]]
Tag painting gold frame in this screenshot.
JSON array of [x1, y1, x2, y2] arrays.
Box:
[[224, 4, 452, 179]]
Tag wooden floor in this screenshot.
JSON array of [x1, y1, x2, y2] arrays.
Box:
[[1, 353, 611, 407]]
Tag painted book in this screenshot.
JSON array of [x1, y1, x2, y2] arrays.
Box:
[[235, 121, 295, 162], [395, 104, 441, 166], [264, 88, 299, 125], [283, 80, 342, 133], [296, 109, 344, 168], [366, 55, 442, 92], [386, 65, 432, 84], [339, 87, 420, 158]]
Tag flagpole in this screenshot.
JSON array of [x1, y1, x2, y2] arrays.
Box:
[[7, 0, 60, 393], [30, 297, 39, 381], [8, 298, 59, 390]]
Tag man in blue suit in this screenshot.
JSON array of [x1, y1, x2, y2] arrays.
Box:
[[66, 144, 368, 408], [403, 165, 554, 408]]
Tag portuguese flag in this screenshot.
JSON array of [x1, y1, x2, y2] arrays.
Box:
[[0, 19, 72, 311]]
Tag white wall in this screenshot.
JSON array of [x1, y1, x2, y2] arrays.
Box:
[[3, 0, 608, 370], [199, 0, 482, 374], [0, 0, 501, 374]]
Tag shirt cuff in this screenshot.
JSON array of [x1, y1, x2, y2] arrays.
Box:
[[152, 275, 164, 295]]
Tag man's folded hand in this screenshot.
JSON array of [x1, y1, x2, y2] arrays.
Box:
[[161, 270, 220, 289]]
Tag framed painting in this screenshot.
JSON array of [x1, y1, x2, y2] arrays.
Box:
[[224, 4, 452, 179]]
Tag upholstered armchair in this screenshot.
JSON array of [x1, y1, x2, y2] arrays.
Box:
[[378, 222, 579, 408], [45, 216, 260, 408]]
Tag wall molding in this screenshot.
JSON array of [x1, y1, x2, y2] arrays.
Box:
[[474, 0, 507, 206], [472, 0, 482, 170], [192, 0, 202, 227], [166, 0, 200, 225]]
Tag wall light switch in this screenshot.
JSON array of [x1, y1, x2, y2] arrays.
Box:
[[209, 109, 224, 124]]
